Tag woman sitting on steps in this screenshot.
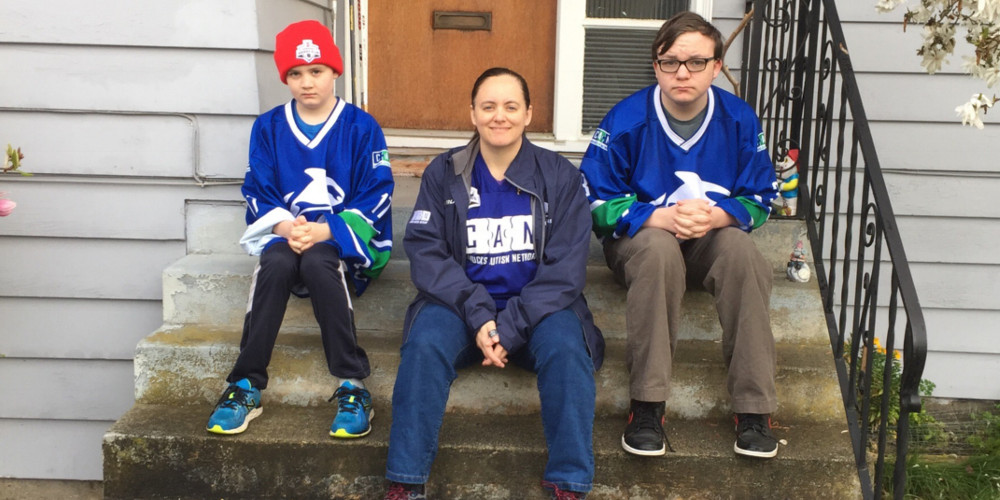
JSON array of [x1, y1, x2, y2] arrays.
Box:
[[383, 67, 604, 500]]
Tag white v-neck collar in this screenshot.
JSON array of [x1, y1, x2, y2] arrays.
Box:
[[284, 98, 346, 149], [654, 85, 715, 152]]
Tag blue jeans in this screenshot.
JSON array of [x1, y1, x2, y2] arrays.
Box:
[[385, 303, 595, 493]]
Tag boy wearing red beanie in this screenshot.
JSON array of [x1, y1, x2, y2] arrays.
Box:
[[207, 20, 393, 439]]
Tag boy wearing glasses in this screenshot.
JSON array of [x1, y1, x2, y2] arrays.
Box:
[[579, 12, 780, 459]]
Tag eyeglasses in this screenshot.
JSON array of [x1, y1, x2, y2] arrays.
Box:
[[655, 57, 715, 73]]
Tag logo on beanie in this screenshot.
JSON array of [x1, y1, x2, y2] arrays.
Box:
[[296, 40, 322, 63]]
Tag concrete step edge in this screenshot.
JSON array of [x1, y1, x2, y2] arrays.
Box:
[[135, 327, 846, 422], [103, 403, 860, 500], [162, 253, 830, 344]]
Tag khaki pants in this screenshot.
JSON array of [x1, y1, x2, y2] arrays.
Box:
[[604, 227, 777, 414]]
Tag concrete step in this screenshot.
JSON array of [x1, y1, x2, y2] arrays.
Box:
[[134, 329, 845, 423], [162, 253, 828, 344], [103, 404, 859, 500]]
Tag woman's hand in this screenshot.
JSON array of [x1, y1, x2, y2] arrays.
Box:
[[476, 320, 508, 368]]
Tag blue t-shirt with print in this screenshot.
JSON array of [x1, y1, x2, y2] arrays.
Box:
[[465, 154, 538, 310]]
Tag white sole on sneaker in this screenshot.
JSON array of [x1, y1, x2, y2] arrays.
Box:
[[733, 441, 778, 458], [621, 435, 666, 456], [207, 407, 263, 435]]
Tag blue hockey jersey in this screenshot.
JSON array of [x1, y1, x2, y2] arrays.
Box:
[[580, 84, 778, 239], [240, 98, 393, 295]]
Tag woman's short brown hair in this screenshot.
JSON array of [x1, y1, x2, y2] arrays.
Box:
[[651, 11, 724, 61]]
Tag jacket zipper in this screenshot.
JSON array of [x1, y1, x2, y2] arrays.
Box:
[[504, 177, 545, 262]]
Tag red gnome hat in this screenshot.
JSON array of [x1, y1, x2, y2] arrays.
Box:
[[274, 20, 343, 84]]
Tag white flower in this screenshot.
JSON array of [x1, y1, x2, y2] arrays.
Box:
[[909, 3, 934, 23], [972, 0, 1000, 23], [919, 23, 957, 73], [876, 0, 906, 13], [922, 50, 946, 73], [880, 0, 999, 127], [956, 100, 984, 128], [985, 66, 1000, 88], [955, 94, 994, 129]]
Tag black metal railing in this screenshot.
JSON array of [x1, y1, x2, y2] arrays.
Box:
[[740, 0, 929, 498]]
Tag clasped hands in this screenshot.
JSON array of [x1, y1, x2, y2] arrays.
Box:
[[475, 320, 508, 369], [274, 215, 332, 254], [645, 199, 732, 240]]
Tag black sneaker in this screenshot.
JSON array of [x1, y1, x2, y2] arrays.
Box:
[[622, 400, 672, 456], [384, 481, 426, 500], [734, 413, 778, 458]]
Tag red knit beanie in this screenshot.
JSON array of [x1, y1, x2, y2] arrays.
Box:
[[274, 20, 344, 84]]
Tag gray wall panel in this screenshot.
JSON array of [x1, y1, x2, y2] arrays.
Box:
[[911, 262, 1000, 311], [0, 182, 186, 239], [834, 306, 1000, 356], [856, 73, 1000, 124], [0, 419, 111, 480], [0, 111, 197, 177], [0, 359, 134, 420], [0, 46, 262, 115], [0, 0, 260, 48], [0, 237, 185, 300], [196, 114, 258, 179], [896, 217, 998, 265], [0, 181, 242, 240], [924, 308, 1000, 354], [883, 173, 1000, 218], [871, 121, 1000, 174], [0, 297, 161, 359], [922, 351, 1000, 400], [186, 201, 248, 255], [256, 0, 333, 52]]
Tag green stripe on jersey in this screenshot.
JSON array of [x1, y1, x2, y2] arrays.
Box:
[[592, 195, 637, 238], [338, 211, 390, 276], [737, 196, 770, 229]]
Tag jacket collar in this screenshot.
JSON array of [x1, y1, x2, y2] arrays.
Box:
[[453, 136, 539, 193]]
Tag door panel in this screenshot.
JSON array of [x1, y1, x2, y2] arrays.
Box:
[[367, 1, 556, 132]]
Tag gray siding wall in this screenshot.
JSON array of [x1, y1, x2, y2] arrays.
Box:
[[715, 2, 1000, 400], [0, 0, 332, 480]]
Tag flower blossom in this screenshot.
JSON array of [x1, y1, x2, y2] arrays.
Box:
[[920, 23, 956, 74], [973, 0, 1000, 23], [876, 0, 906, 13], [955, 93, 995, 128], [0, 197, 15, 217]]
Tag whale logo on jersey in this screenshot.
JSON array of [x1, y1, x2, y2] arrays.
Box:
[[285, 168, 345, 216], [651, 171, 731, 206]]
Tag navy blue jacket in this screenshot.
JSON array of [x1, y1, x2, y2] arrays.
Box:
[[402, 137, 605, 370]]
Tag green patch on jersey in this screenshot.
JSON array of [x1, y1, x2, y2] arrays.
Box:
[[338, 211, 390, 276], [737, 196, 770, 229], [592, 195, 637, 238]]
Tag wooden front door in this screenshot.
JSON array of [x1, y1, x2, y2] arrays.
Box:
[[367, 1, 556, 132]]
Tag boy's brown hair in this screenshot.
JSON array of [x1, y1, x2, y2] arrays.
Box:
[[651, 11, 724, 61]]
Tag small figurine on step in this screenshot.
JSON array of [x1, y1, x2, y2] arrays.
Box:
[[786, 237, 811, 283]]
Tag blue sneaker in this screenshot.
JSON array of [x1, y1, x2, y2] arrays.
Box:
[[206, 378, 262, 435], [329, 380, 373, 438]]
